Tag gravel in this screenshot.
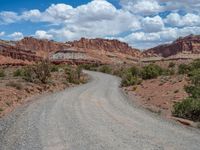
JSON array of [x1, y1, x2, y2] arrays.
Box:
[[0, 71, 200, 150]]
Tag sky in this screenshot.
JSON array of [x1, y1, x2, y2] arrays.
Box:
[[0, 0, 200, 49]]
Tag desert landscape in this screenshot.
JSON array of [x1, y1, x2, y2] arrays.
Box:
[[1, 34, 200, 125], [1, 0, 200, 149]]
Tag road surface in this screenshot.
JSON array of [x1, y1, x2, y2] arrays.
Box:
[[0, 71, 200, 150]]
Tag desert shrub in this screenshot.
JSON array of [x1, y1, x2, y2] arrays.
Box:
[[178, 64, 190, 74], [127, 66, 141, 77], [98, 65, 112, 74], [184, 69, 200, 99], [141, 64, 163, 80], [76, 66, 82, 79], [13, 69, 24, 77], [0, 69, 5, 77], [6, 81, 23, 90], [185, 86, 200, 99], [65, 66, 82, 84], [161, 68, 175, 76], [112, 67, 124, 77], [173, 61, 200, 121], [34, 61, 51, 83], [173, 98, 200, 121], [50, 65, 59, 72], [80, 64, 99, 71], [23, 66, 36, 82], [23, 60, 51, 84], [188, 69, 200, 86], [190, 59, 200, 70], [168, 62, 175, 68], [121, 72, 142, 87]]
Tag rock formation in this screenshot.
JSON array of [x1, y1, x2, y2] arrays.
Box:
[[0, 37, 141, 65], [0, 40, 42, 65], [67, 38, 141, 57], [143, 35, 200, 57], [15, 37, 70, 57]]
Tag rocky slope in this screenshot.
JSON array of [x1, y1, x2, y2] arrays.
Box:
[[0, 40, 41, 65], [15, 37, 70, 57], [1, 37, 141, 65], [67, 37, 141, 57], [143, 35, 200, 57]]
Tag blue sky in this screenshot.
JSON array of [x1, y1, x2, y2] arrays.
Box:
[[0, 0, 200, 49]]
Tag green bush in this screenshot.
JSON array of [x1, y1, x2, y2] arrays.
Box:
[[98, 65, 112, 74], [173, 98, 200, 121], [190, 59, 200, 70], [184, 69, 200, 99], [185, 86, 200, 99], [23, 66, 36, 82], [173, 60, 200, 121], [80, 64, 99, 71], [23, 60, 51, 84], [112, 67, 124, 77], [188, 69, 200, 86], [141, 64, 163, 80], [65, 66, 82, 84], [0, 69, 5, 77], [127, 66, 141, 77], [178, 64, 190, 74], [50, 65, 59, 72], [13, 69, 24, 77], [121, 71, 142, 87]]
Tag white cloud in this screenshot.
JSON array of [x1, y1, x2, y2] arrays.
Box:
[[142, 16, 164, 32], [21, 9, 42, 22], [158, 0, 200, 13], [165, 13, 200, 27], [8, 32, 24, 41], [121, 0, 200, 14], [0, 11, 19, 24], [35, 30, 53, 40], [0, 31, 5, 36], [120, 0, 163, 15], [32, 1, 141, 41], [123, 26, 200, 49]]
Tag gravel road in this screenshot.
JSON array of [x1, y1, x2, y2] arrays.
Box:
[[0, 71, 200, 150]]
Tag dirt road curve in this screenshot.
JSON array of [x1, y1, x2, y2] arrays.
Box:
[[0, 71, 200, 150]]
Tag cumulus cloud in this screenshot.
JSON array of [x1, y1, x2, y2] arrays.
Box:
[[124, 26, 200, 49], [121, 0, 200, 14], [21, 9, 42, 22], [0, 31, 5, 36], [35, 30, 53, 40], [158, 0, 200, 13], [165, 13, 200, 27], [120, 0, 163, 15], [8, 32, 24, 41], [29, 0, 141, 41], [142, 16, 164, 32], [0, 11, 19, 24]]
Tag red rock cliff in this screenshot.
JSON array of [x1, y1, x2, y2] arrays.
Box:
[[143, 35, 200, 57], [15, 37, 70, 57], [67, 38, 141, 57]]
